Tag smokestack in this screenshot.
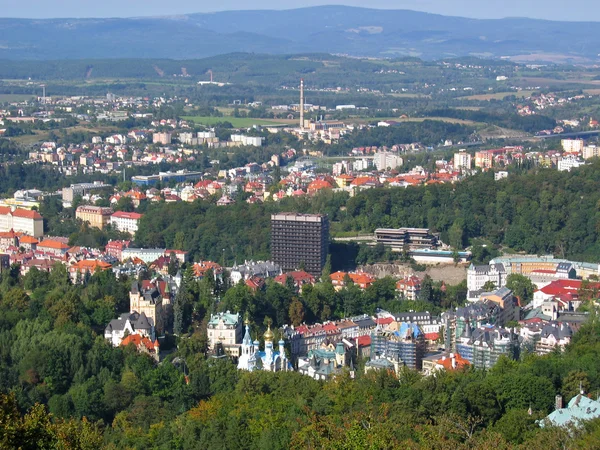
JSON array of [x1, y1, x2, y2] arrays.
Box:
[[300, 78, 304, 131]]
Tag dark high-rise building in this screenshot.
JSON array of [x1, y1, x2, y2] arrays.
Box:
[[271, 213, 329, 277]]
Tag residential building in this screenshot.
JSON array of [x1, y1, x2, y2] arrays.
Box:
[[76, 205, 113, 230], [455, 325, 519, 369], [330, 271, 376, 290], [297, 341, 349, 380], [467, 263, 507, 301], [370, 323, 427, 370], [561, 139, 584, 154], [543, 392, 600, 428], [207, 312, 243, 356], [271, 213, 329, 277], [422, 352, 471, 376], [582, 145, 600, 160], [557, 156, 585, 172], [479, 287, 520, 326], [373, 152, 403, 171], [153, 132, 172, 145], [396, 276, 421, 300], [274, 270, 316, 290], [121, 334, 160, 362], [121, 248, 166, 263], [62, 182, 111, 205], [105, 240, 131, 260], [129, 279, 173, 336], [237, 321, 290, 372], [0, 206, 44, 238], [69, 259, 112, 283], [110, 211, 143, 234], [453, 149, 472, 170], [229, 260, 282, 284], [519, 321, 573, 354], [474, 150, 494, 169], [37, 239, 70, 256], [105, 311, 154, 346], [374, 228, 438, 251]]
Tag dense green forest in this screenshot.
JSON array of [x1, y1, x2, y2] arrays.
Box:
[[3, 262, 600, 448], [134, 161, 600, 264]]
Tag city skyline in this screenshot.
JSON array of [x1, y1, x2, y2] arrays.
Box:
[[0, 0, 599, 22]]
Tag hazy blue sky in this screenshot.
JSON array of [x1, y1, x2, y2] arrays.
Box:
[[1, 0, 597, 21]]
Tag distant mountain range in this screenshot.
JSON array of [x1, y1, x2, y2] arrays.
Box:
[[1, 6, 599, 62]]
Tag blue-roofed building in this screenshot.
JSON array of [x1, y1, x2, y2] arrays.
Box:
[[370, 322, 426, 370], [543, 393, 600, 428]]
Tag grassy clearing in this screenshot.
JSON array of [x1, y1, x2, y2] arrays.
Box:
[[349, 116, 480, 125], [182, 115, 291, 128], [459, 90, 537, 101], [0, 94, 35, 103]]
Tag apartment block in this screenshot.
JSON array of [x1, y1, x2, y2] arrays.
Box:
[[271, 213, 329, 278]]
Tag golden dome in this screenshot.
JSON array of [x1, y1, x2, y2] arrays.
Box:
[[263, 324, 274, 341]]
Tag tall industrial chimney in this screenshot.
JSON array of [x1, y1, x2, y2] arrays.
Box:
[[300, 78, 304, 131]]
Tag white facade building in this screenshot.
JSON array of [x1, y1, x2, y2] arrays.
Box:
[[453, 150, 472, 170], [561, 139, 584, 154], [0, 206, 44, 238], [373, 152, 403, 171], [557, 156, 586, 172], [110, 211, 143, 234], [467, 263, 508, 301]]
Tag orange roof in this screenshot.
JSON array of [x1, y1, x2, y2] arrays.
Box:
[[308, 179, 333, 191], [121, 334, 159, 351], [350, 176, 378, 187], [38, 239, 70, 250], [0, 207, 42, 219], [70, 260, 112, 270], [19, 235, 39, 244], [435, 353, 470, 370]]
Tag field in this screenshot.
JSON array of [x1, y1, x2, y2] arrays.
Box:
[[182, 115, 292, 128], [459, 90, 538, 101], [352, 116, 480, 125], [0, 94, 36, 103]]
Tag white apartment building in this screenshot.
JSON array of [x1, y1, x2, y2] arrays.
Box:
[[373, 152, 403, 171], [467, 263, 508, 301], [557, 156, 585, 172], [230, 134, 264, 147], [561, 139, 584, 154], [582, 145, 599, 160], [453, 150, 472, 170], [110, 211, 143, 234], [0, 206, 44, 238], [153, 132, 172, 145]]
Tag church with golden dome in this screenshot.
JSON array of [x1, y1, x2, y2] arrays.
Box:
[[237, 318, 290, 372]]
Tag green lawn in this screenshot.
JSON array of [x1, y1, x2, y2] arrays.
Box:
[[0, 94, 36, 103], [182, 115, 291, 128]]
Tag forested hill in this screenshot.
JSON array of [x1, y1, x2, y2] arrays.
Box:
[[131, 161, 600, 265], [1, 6, 600, 61]]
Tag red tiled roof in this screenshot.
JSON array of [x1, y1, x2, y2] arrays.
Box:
[[0, 207, 42, 219], [376, 317, 394, 325], [121, 334, 159, 351], [38, 239, 70, 250], [424, 332, 440, 341], [356, 335, 371, 347], [111, 211, 143, 220]]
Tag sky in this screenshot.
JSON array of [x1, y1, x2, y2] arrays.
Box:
[[0, 0, 597, 22]]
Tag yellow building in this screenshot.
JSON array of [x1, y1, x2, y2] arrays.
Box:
[[75, 205, 113, 230]]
